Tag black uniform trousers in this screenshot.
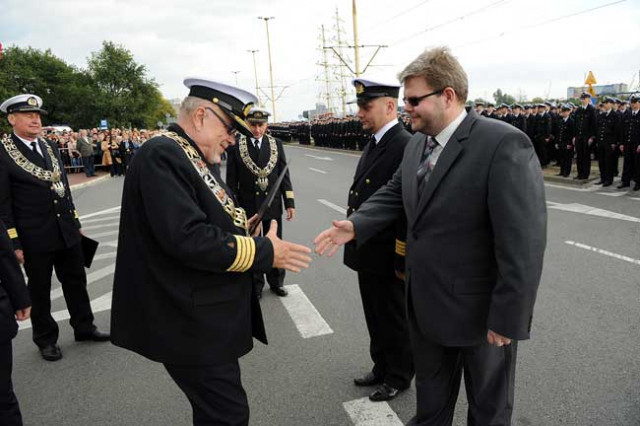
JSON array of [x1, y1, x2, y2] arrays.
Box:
[[575, 137, 591, 179], [23, 243, 95, 347], [597, 142, 616, 184], [0, 340, 22, 426], [558, 145, 574, 177], [253, 217, 285, 294], [408, 304, 517, 426], [164, 360, 249, 426], [357, 271, 414, 389], [621, 148, 640, 185]]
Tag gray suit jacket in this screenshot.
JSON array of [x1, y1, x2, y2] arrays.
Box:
[[349, 108, 547, 346]]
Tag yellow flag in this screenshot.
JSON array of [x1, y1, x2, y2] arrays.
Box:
[[585, 71, 597, 85]]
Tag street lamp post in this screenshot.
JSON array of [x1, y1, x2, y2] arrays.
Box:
[[258, 16, 277, 121], [231, 70, 240, 86], [247, 49, 261, 106]]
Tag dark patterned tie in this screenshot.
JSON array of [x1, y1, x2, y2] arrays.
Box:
[[30, 141, 41, 157], [416, 136, 439, 195], [253, 139, 259, 150]]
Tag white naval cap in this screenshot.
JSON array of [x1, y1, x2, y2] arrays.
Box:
[[183, 77, 258, 138], [348, 77, 401, 105], [0, 94, 48, 115]]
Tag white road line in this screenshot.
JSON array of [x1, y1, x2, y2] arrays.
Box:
[[50, 264, 115, 301], [343, 397, 403, 426], [20, 292, 112, 331], [547, 202, 640, 223], [544, 183, 598, 192], [93, 252, 117, 261], [565, 241, 640, 266], [630, 197, 640, 201], [304, 154, 334, 161], [309, 167, 327, 174], [81, 222, 120, 231], [79, 206, 121, 220], [596, 191, 628, 197], [318, 199, 347, 215], [280, 285, 333, 339], [102, 240, 119, 248], [89, 230, 120, 239], [287, 144, 361, 158], [80, 215, 120, 225]]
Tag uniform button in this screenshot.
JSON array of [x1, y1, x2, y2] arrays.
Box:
[[256, 192, 259, 195], [57, 214, 61, 217], [355, 192, 358, 196], [53, 200, 58, 204], [350, 190, 353, 194], [365, 179, 370, 184]]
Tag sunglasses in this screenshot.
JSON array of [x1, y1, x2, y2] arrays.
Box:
[[205, 107, 237, 136], [403, 89, 444, 107]]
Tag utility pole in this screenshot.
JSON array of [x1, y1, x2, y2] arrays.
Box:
[[258, 16, 277, 121], [352, 0, 361, 77], [334, 7, 348, 116], [320, 25, 333, 113], [231, 71, 240, 86], [247, 49, 261, 106]]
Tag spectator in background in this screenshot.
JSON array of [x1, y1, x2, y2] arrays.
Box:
[[101, 134, 115, 176], [76, 130, 96, 177]]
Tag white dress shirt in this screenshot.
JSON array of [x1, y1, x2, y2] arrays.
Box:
[[14, 133, 43, 157]]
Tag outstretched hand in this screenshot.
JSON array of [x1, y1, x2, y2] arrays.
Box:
[[266, 220, 311, 272], [313, 220, 355, 257]]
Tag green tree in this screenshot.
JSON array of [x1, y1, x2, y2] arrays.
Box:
[[88, 41, 164, 129], [530, 97, 545, 104], [0, 46, 98, 132], [492, 89, 516, 105]]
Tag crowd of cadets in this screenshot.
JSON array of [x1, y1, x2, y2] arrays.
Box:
[[475, 93, 640, 189], [263, 93, 640, 190]]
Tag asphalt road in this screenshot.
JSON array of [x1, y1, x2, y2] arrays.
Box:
[[11, 143, 640, 426]]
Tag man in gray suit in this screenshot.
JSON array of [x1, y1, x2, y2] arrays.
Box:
[[315, 47, 546, 426]]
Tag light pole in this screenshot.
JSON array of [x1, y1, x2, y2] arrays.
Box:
[[258, 16, 277, 121], [231, 70, 240, 86], [247, 49, 261, 106]]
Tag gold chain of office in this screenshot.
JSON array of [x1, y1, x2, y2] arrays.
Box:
[[0, 135, 66, 198], [238, 134, 278, 192], [161, 131, 249, 235]]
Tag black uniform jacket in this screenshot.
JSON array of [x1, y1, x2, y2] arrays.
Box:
[[344, 122, 410, 275], [557, 117, 575, 147], [0, 220, 30, 343], [596, 111, 619, 145], [0, 133, 81, 253], [574, 104, 597, 140], [111, 124, 274, 366], [226, 134, 294, 221]]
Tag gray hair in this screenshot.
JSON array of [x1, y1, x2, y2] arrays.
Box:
[[178, 96, 209, 120], [398, 47, 468, 104]]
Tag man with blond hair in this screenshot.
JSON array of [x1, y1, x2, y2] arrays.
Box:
[[315, 47, 546, 425]]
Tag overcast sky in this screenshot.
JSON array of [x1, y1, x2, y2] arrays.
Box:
[[2, 0, 639, 121]]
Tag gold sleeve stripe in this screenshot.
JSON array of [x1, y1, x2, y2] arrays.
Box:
[[285, 191, 295, 199], [227, 235, 257, 272], [7, 228, 18, 239], [74, 210, 79, 219], [395, 239, 406, 256]]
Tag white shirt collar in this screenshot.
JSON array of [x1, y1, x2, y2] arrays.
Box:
[[14, 133, 43, 156], [373, 119, 399, 144], [252, 136, 262, 147], [433, 108, 467, 149]]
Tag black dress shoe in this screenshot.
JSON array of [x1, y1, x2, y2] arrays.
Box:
[[602, 182, 612, 187], [39, 344, 62, 361], [617, 183, 630, 189], [354, 372, 384, 387], [75, 329, 110, 342], [595, 180, 603, 185], [369, 383, 405, 402], [256, 291, 262, 300], [270, 287, 288, 297], [634, 185, 640, 191]]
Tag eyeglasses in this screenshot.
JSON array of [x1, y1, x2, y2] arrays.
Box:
[[403, 89, 444, 107], [204, 107, 237, 136]]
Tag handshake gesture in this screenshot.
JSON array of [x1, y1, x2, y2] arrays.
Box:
[[313, 220, 355, 256]]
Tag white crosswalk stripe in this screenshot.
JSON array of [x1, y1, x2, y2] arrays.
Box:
[[280, 285, 333, 338], [80, 215, 121, 225], [343, 397, 403, 426], [81, 222, 120, 231]]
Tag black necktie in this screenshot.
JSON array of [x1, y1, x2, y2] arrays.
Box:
[[253, 139, 260, 150], [30, 141, 41, 157], [416, 137, 439, 195]]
